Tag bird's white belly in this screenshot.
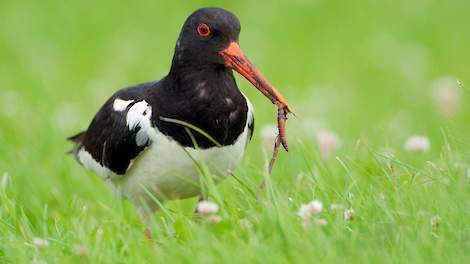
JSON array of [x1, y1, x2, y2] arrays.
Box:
[[110, 126, 250, 204]]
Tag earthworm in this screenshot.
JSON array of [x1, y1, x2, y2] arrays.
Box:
[[277, 107, 289, 152]]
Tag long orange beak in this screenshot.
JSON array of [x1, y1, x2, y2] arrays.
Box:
[[219, 42, 292, 113]]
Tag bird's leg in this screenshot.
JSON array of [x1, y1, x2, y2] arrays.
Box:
[[137, 206, 154, 241], [144, 227, 153, 241]]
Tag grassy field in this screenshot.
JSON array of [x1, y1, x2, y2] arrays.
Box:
[[1, 0, 469, 263]]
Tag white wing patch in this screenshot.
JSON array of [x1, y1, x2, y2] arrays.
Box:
[[126, 100, 153, 146], [127, 101, 150, 129], [113, 98, 134, 111]]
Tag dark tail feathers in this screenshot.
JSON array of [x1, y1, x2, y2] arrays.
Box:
[[67, 131, 85, 143], [67, 131, 85, 156]]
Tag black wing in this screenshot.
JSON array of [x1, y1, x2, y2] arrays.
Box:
[[69, 86, 154, 176]]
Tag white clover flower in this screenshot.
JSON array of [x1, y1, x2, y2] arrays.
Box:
[[196, 200, 219, 215], [299, 200, 327, 229], [308, 200, 323, 214], [316, 130, 341, 160], [196, 200, 222, 223], [260, 124, 278, 150], [298, 204, 312, 220], [32, 237, 49, 249], [404, 135, 431, 153], [298, 200, 323, 221], [432, 76, 461, 118], [344, 209, 355, 221]]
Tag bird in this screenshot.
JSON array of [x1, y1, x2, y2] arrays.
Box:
[[68, 7, 291, 237]]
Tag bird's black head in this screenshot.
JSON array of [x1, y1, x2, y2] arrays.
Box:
[[170, 7, 292, 115], [173, 7, 241, 67]]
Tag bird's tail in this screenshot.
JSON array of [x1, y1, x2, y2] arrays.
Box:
[[67, 131, 85, 160], [67, 131, 85, 143]]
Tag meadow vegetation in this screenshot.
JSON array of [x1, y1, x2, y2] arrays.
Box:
[[0, 0, 469, 263]]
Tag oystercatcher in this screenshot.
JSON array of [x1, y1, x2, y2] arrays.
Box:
[[68, 7, 291, 228]]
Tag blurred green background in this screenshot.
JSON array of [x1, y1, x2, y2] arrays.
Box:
[[0, 0, 469, 263]]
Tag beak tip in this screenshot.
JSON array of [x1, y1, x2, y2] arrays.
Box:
[[282, 143, 289, 152]]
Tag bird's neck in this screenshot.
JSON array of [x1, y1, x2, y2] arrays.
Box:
[[167, 60, 239, 99], [155, 61, 248, 148]]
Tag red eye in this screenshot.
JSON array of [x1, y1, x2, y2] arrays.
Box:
[[197, 23, 211, 37]]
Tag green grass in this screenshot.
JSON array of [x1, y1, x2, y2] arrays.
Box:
[[1, 0, 470, 263]]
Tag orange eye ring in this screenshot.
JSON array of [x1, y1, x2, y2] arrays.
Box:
[[197, 23, 211, 37]]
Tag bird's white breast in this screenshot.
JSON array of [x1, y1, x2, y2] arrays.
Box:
[[111, 123, 250, 205]]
